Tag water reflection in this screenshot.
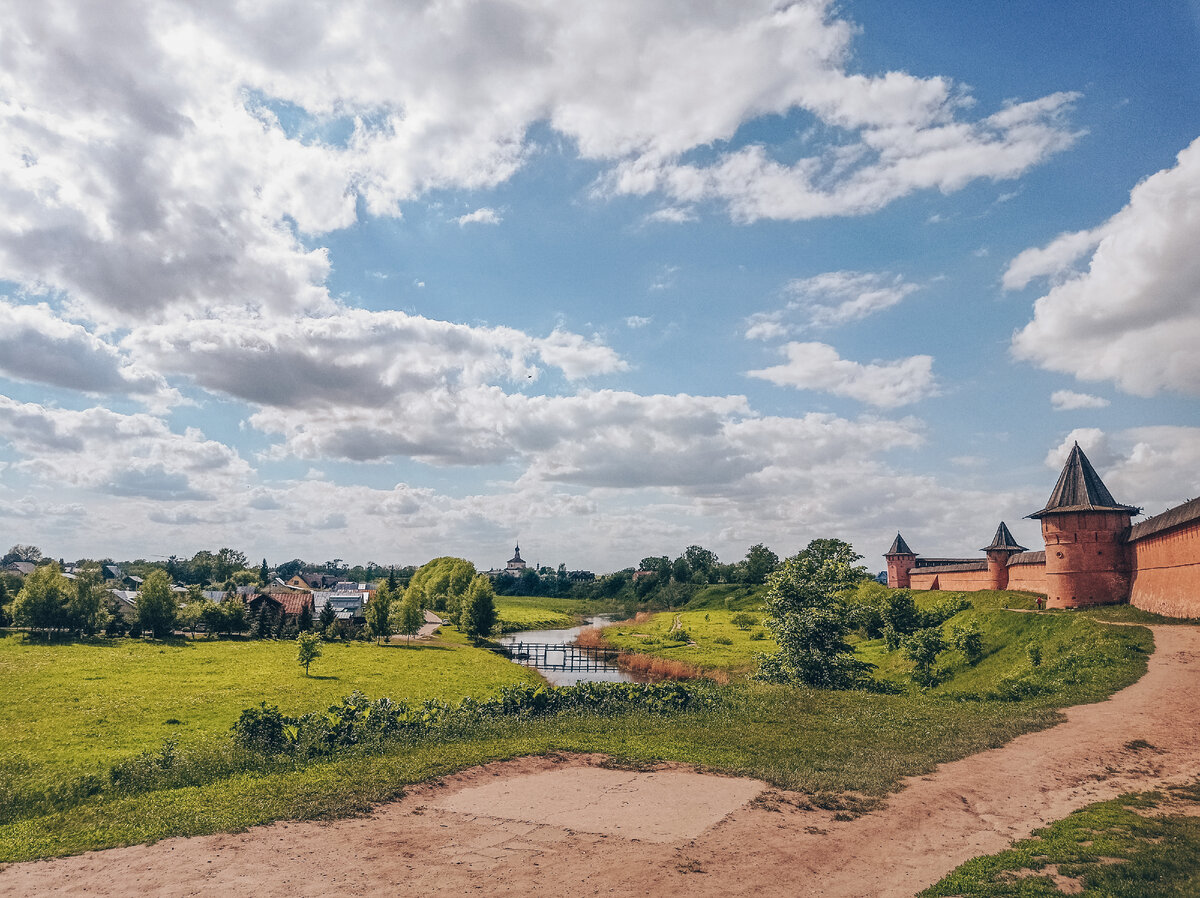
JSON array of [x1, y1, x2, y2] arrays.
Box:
[[497, 614, 637, 686]]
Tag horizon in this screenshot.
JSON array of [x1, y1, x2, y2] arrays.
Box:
[[2, 1, 1198, 572]]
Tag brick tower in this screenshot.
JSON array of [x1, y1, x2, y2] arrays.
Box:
[[1029, 443, 1138, 608], [982, 521, 1026, 590], [884, 533, 917, 588]]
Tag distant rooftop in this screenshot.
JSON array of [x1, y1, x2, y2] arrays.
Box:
[[982, 521, 1027, 553]]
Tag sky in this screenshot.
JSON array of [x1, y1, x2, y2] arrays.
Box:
[[1, 0, 1199, 574]]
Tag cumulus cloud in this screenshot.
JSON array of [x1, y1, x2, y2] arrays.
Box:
[[1011, 137, 1200, 396], [745, 270, 919, 338], [455, 207, 502, 226], [0, 301, 168, 398], [0, 396, 249, 500], [126, 309, 627, 414], [747, 342, 937, 407], [0, 0, 1079, 326], [1050, 389, 1109, 411]]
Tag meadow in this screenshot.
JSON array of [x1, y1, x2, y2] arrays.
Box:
[[0, 589, 1156, 863]]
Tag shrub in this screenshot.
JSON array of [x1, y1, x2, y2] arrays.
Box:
[[232, 703, 288, 753], [730, 612, 758, 630], [1027, 643, 1043, 667], [923, 595, 972, 628], [667, 628, 691, 643], [749, 628, 767, 640], [903, 627, 946, 688], [948, 621, 983, 665], [713, 635, 733, 645]]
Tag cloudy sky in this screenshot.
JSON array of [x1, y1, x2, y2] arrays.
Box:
[[2, 1, 1199, 573]]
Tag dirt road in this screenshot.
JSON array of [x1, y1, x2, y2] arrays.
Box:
[[4, 624, 1199, 897]]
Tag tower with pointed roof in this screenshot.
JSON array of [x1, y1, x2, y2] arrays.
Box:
[[983, 521, 1027, 590], [1028, 443, 1139, 608], [884, 532, 917, 589]]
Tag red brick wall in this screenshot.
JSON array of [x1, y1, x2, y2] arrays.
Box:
[[1130, 518, 1200, 618], [909, 568, 992, 592], [1006, 562, 1047, 594]]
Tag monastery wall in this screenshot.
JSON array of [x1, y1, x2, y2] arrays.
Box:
[[1128, 498, 1200, 619], [1005, 553, 1047, 594], [909, 565, 991, 592]]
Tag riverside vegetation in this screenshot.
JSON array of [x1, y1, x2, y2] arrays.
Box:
[[0, 541, 1165, 866]]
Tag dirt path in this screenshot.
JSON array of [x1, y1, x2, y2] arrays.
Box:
[[4, 624, 1200, 898]]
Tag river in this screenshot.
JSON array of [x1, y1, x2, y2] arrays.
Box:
[[496, 614, 637, 686]]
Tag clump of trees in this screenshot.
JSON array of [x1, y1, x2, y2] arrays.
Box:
[[10, 563, 109, 637], [404, 557, 476, 619], [756, 539, 873, 689]]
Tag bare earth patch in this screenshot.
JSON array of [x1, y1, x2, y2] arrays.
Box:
[[3, 624, 1200, 897]]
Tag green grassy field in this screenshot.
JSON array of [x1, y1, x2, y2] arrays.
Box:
[[601, 608, 776, 673], [0, 631, 540, 794], [923, 779, 1200, 896], [0, 589, 1157, 864], [493, 595, 586, 632]]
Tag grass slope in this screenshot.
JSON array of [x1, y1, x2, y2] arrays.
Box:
[[922, 778, 1200, 896]]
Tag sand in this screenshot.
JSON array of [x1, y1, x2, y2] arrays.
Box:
[[3, 623, 1199, 897]]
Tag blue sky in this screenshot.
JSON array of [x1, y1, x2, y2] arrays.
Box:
[[1, 0, 1198, 573]]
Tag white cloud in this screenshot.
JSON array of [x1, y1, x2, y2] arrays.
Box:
[[0, 0, 1079, 327], [1050, 389, 1110, 411], [644, 206, 697, 224], [456, 207, 502, 226], [747, 342, 937, 407], [0, 301, 170, 399], [0, 396, 249, 500], [625, 315, 651, 328], [745, 270, 920, 338], [1011, 137, 1200, 396]]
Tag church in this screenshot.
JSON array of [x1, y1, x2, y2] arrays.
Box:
[[886, 443, 1200, 618]]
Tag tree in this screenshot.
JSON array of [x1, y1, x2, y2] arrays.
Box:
[[684, 546, 718, 583], [259, 558, 269, 585], [406, 557, 476, 615], [67, 565, 108, 636], [3, 544, 43, 565], [743, 544, 780, 585], [297, 598, 313, 633], [460, 575, 497, 642], [222, 591, 248, 635], [319, 599, 336, 632], [365, 581, 395, 644], [394, 594, 424, 644], [759, 539, 871, 688], [296, 632, 322, 676], [12, 563, 70, 636], [136, 570, 178, 639], [903, 627, 946, 687]]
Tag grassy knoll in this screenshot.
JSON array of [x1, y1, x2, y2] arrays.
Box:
[[922, 779, 1200, 896], [0, 631, 540, 799], [493, 595, 586, 632], [601, 608, 776, 674]]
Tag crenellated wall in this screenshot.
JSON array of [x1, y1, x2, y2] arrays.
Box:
[[1128, 498, 1200, 619]]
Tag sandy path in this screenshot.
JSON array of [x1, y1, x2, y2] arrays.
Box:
[[3, 624, 1199, 898]]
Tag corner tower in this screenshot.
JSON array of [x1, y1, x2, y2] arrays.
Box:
[[1029, 443, 1138, 608], [884, 533, 917, 588], [983, 522, 1026, 590]]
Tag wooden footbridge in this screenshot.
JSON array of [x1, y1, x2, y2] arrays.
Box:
[[500, 642, 624, 672]]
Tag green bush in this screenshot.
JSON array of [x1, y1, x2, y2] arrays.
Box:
[[749, 628, 766, 640], [730, 612, 758, 630], [948, 621, 983, 665], [713, 635, 733, 645]]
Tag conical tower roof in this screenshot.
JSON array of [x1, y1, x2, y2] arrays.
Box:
[[1029, 443, 1139, 519], [886, 532, 915, 555], [981, 521, 1026, 553]]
